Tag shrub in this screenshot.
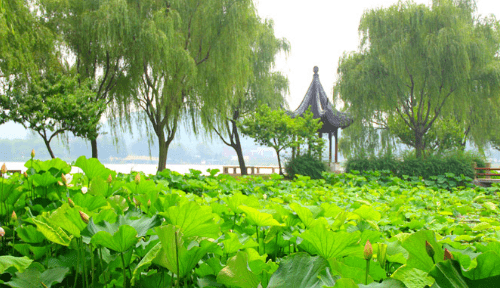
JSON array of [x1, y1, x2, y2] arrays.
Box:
[[285, 154, 327, 179], [345, 150, 485, 179]]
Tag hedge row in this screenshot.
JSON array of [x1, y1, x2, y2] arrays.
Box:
[[345, 151, 486, 179]]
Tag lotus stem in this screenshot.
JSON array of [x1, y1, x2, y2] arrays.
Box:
[[365, 259, 370, 285], [175, 230, 180, 288], [120, 252, 127, 288]]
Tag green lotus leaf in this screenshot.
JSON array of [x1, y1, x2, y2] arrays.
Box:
[[463, 251, 500, 280], [161, 201, 220, 238], [391, 265, 434, 288], [401, 230, 444, 272], [0, 256, 33, 274], [6, 266, 69, 288], [16, 225, 46, 244], [217, 251, 260, 288], [32, 217, 73, 246], [31, 172, 57, 187], [90, 224, 138, 252], [354, 205, 381, 221], [300, 224, 360, 259], [266, 252, 337, 288], [74, 155, 115, 181], [153, 225, 220, 278], [290, 203, 315, 228], [239, 205, 282, 227]]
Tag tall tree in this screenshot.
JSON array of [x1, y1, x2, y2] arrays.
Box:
[[204, 19, 289, 175], [239, 105, 295, 175], [335, 0, 500, 158], [121, 0, 262, 172], [41, 0, 133, 159], [0, 72, 104, 158]]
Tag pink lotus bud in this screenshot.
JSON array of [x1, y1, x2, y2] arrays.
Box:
[[426, 241, 435, 260], [68, 198, 75, 208], [364, 240, 373, 260], [11, 211, 17, 221], [134, 173, 141, 185], [107, 174, 113, 183], [147, 199, 151, 207], [31, 149, 35, 158], [23, 172, 28, 178], [1, 163, 6, 174], [79, 211, 89, 224], [444, 248, 454, 260], [61, 174, 68, 185]]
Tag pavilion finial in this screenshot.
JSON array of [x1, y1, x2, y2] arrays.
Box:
[[313, 66, 319, 74]]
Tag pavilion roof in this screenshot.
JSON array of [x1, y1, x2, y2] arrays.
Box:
[[292, 66, 353, 132]]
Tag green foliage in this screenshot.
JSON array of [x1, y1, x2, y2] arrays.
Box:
[[240, 105, 295, 174], [336, 0, 500, 158], [346, 150, 484, 180], [2, 155, 500, 287], [285, 154, 327, 180], [0, 72, 104, 158]]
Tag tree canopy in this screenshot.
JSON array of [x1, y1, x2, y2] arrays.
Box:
[[205, 19, 290, 175], [335, 0, 500, 158], [116, 0, 275, 172]]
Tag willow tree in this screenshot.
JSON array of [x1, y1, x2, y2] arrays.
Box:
[[1, 0, 53, 94], [335, 0, 500, 158], [120, 0, 262, 172], [204, 19, 289, 175], [41, 0, 133, 159]]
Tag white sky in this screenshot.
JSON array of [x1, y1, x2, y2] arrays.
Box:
[[2, 0, 500, 140], [255, 0, 500, 110]]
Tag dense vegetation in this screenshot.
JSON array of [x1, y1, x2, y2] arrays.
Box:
[[1, 157, 500, 287], [346, 151, 486, 179]]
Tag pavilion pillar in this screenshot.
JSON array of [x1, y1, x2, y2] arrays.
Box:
[[318, 132, 322, 160], [328, 132, 332, 163], [334, 129, 338, 163]]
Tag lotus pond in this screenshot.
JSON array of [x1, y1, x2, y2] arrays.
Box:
[[1, 156, 500, 288]]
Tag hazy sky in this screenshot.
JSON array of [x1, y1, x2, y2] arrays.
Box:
[[1, 0, 500, 139], [255, 0, 500, 110]]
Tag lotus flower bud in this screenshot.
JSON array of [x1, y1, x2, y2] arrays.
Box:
[[1, 163, 6, 174], [107, 174, 112, 183], [31, 149, 35, 158], [133, 197, 140, 207], [57, 181, 63, 186], [61, 173, 67, 184], [81, 187, 88, 194], [134, 173, 140, 185], [23, 171, 28, 178], [378, 243, 387, 268], [147, 199, 151, 207], [364, 240, 373, 260], [425, 241, 435, 260], [444, 248, 454, 260], [79, 211, 89, 224], [11, 210, 17, 221], [263, 194, 268, 200], [0, 227, 4, 237], [68, 198, 75, 208]]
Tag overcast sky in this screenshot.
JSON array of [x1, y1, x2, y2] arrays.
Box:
[[1, 0, 499, 139], [255, 0, 500, 110]]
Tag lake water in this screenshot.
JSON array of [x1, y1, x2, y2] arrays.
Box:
[[2, 162, 227, 175]]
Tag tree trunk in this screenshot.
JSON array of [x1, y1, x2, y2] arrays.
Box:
[[232, 123, 247, 176], [157, 131, 168, 172], [414, 129, 425, 159], [275, 149, 283, 175], [43, 138, 56, 159], [91, 138, 98, 159]]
